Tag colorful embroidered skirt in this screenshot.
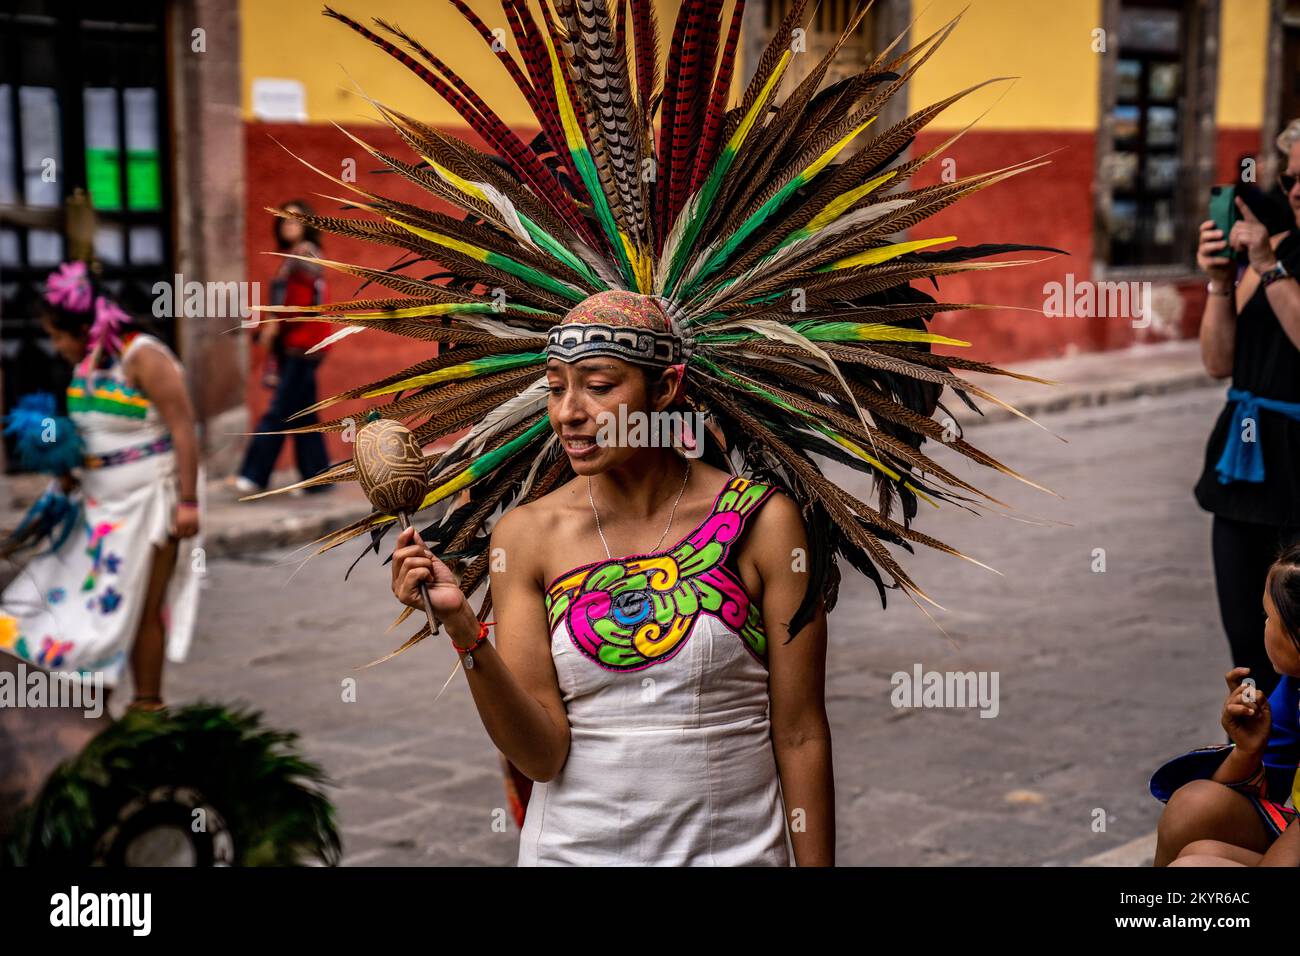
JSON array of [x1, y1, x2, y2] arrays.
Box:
[[0, 451, 203, 687]]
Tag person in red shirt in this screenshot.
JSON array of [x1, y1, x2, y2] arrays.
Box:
[[233, 200, 332, 494]]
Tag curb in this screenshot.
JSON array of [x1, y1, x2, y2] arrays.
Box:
[[966, 369, 1218, 428], [203, 500, 373, 562], [1076, 831, 1157, 867]]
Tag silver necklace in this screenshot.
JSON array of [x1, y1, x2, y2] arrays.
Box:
[[588, 458, 692, 560]]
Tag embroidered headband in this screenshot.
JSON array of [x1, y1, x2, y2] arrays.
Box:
[[545, 290, 691, 368]]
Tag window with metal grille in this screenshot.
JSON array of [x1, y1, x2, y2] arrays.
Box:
[[1097, 0, 1215, 272], [760, 0, 876, 90], [0, 0, 173, 471]]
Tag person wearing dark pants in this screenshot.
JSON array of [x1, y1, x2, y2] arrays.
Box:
[[238, 351, 330, 491], [1194, 121, 1300, 700], [234, 200, 333, 494]]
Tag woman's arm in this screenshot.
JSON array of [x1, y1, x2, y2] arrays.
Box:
[[751, 493, 835, 866], [1232, 199, 1300, 353], [391, 509, 570, 782], [1195, 219, 1236, 379], [126, 343, 200, 537]]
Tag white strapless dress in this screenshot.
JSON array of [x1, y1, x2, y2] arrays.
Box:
[[517, 475, 791, 866]]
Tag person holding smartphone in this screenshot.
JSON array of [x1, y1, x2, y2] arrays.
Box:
[[1194, 119, 1300, 700]]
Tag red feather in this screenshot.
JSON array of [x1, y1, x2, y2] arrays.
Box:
[[668, 0, 723, 222], [501, 0, 577, 188], [325, 6, 598, 249], [630, 0, 660, 118], [654, 0, 704, 245], [688, 0, 745, 196]]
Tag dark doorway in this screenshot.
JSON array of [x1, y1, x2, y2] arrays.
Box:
[[1283, 2, 1300, 130], [0, 0, 173, 471]]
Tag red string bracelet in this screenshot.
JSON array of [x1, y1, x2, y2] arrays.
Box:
[[450, 619, 492, 656]]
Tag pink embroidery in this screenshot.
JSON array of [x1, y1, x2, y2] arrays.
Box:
[[545, 478, 775, 671]]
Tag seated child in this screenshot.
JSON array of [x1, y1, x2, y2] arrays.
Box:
[[1151, 543, 1300, 866]]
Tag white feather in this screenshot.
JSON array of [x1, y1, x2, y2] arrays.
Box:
[[428, 376, 549, 482], [689, 198, 914, 314], [308, 325, 366, 354]]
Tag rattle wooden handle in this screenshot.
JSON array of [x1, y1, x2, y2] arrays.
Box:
[[397, 510, 441, 636]]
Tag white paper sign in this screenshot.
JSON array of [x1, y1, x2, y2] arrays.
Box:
[[251, 78, 307, 122]]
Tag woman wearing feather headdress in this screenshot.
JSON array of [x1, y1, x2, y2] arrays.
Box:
[[266, 0, 1058, 865], [393, 288, 829, 865]]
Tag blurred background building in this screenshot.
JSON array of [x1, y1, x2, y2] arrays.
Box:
[[0, 0, 1293, 471]]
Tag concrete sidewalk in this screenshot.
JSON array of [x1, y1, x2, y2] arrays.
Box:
[[3, 340, 1217, 562], [963, 339, 1216, 425]]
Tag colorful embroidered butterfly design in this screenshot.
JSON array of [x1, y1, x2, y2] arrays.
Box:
[[38, 636, 74, 668], [545, 478, 772, 672]]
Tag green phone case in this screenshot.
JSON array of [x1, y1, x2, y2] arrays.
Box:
[[1208, 185, 1238, 260]]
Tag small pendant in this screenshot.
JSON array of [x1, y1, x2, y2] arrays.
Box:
[[463, 651, 475, 670]]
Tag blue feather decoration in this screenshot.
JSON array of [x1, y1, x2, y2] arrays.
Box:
[[5, 482, 83, 555], [3, 392, 83, 475]]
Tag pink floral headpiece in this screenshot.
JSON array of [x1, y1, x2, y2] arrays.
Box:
[[44, 261, 94, 313], [88, 296, 128, 357]]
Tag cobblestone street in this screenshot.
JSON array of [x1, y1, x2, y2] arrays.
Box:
[[168, 385, 1236, 865]]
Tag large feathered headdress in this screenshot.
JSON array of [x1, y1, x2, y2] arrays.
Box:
[[258, 0, 1059, 652]]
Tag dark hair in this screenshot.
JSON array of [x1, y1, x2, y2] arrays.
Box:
[[275, 198, 322, 251], [636, 364, 688, 409], [1269, 543, 1300, 647]]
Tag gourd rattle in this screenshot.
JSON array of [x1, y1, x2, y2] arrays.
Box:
[[352, 418, 443, 636]]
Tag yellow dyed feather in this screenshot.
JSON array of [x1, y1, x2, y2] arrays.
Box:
[[802, 170, 896, 235], [823, 235, 957, 271]]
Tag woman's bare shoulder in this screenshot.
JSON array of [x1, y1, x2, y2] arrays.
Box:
[[741, 486, 806, 565], [490, 479, 586, 587], [492, 477, 584, 542], [123, 335, 184, 389]]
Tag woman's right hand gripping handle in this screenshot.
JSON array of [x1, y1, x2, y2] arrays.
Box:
[[391, 525, 480, 646], [389, 522, 571, 782]]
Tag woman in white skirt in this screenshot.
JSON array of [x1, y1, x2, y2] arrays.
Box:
[[0, 261, 202, 712]]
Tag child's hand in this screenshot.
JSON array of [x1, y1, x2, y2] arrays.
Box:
[[1220, 667, 1271, 755]]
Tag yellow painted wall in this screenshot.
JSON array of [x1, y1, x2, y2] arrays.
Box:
[[905, 0, 1103, 131], [242, 0, 1270, 132], [1217, 0, 1270, 126], [240, 0, 685, 126]]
